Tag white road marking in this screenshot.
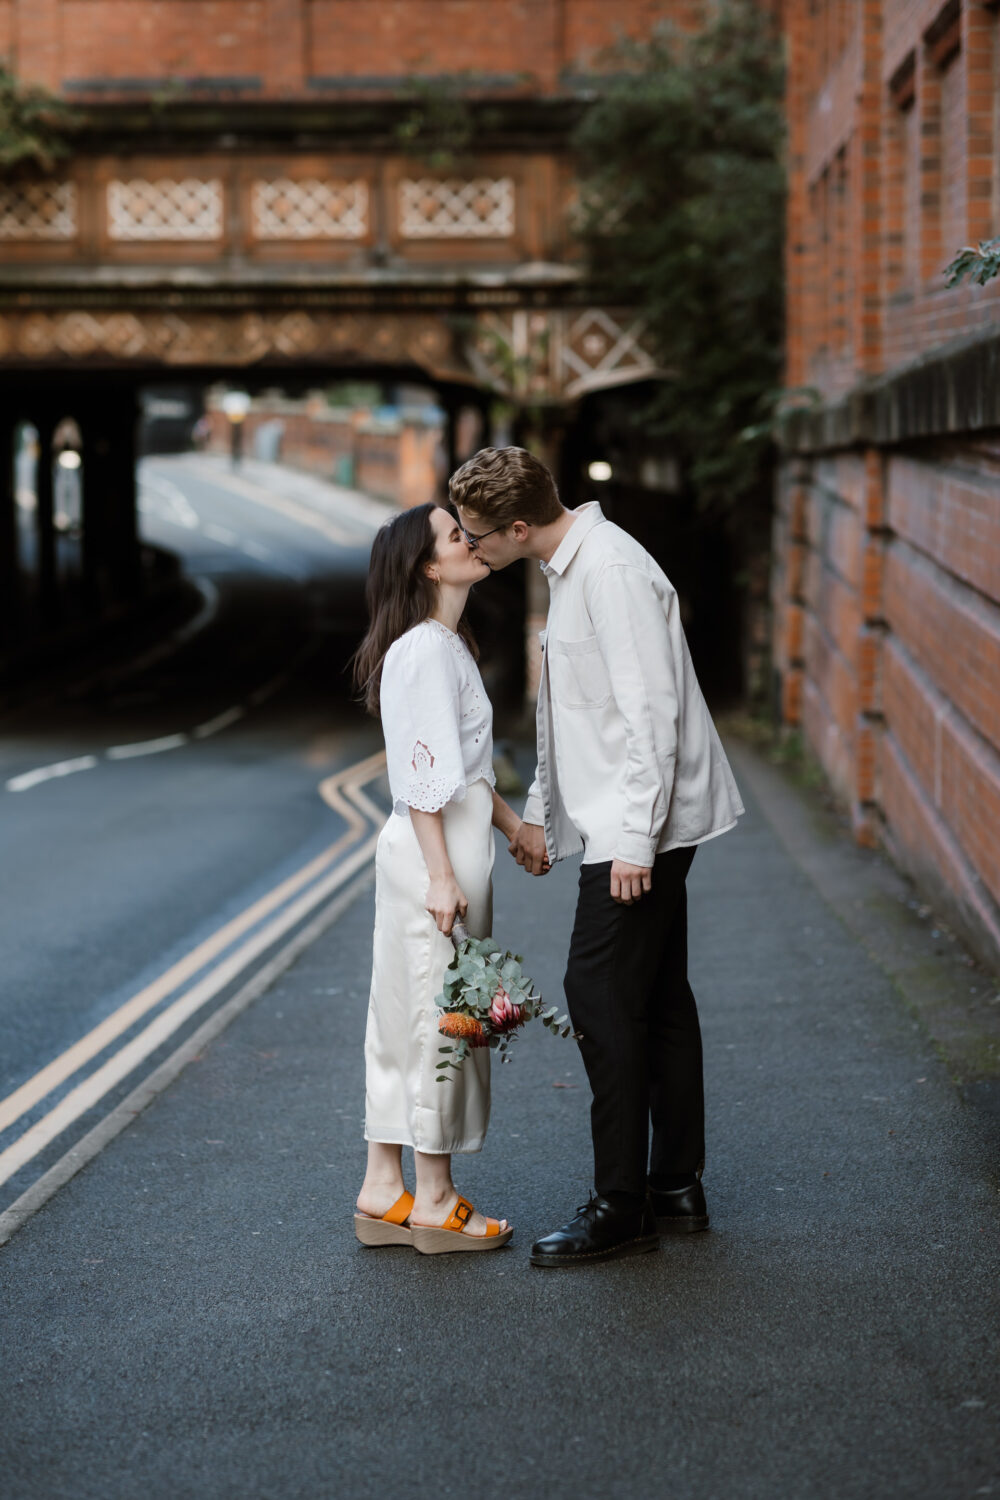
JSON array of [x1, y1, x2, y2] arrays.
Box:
[[0, 749, 387, 1185], [241, 538, 273, 563], [6, 665, 282, 793], [106, 732, 190, 760], [138, 474, 200, 529], [5, 755, 100, 793], [192, 705, 246, 739], [202, 522, 240, 547], [248, 673, 288, 707]]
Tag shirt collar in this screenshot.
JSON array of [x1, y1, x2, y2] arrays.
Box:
[[541, 502, 606, 577]]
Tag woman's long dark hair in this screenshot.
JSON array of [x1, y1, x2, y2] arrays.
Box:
[[351, 502, 478, 717]]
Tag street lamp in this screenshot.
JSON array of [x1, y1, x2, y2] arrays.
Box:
[[221, 390, 251, 468], [588, 460, 613, 483]]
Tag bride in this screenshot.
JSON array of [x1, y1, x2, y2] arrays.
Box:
[[351, 502, 521, 1254]]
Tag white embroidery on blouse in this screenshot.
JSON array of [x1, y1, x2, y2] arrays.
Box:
[[411, 740, 435, 773]]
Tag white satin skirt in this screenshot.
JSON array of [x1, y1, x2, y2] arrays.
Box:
[[364, 777, 494, 1154]]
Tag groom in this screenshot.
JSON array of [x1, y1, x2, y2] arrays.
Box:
[[450, 446, 744, 1267]]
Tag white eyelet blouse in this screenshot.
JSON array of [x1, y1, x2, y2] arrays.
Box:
[[380, 619, 495, 817]]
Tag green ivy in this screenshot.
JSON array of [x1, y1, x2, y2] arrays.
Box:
[[0, 63, 80, 172], [571, 1, 785, 531], [393, 74, 511, 172]]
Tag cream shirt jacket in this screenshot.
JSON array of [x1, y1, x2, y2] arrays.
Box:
[[522, 503, 744, 867]]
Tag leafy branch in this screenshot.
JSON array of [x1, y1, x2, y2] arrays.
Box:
[[944, 239, 1000, 288], [0, 63, 80, 173]]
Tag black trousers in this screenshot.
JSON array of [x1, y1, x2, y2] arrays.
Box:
[[563, 846, 704, 1202]]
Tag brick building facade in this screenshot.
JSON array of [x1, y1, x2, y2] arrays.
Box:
[[0, 1, 701, 96], [775, 0, 1000, 964]]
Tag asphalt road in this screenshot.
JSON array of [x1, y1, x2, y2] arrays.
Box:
[[1, 744, 997, 1499], [0, 455, 388, 1213]]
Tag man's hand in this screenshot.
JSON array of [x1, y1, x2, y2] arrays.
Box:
[[610, 859, 652, 905], [508, 820, 551, 876]]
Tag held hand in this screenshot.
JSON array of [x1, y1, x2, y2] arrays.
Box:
[[425, 875, 469, 937], [610, 859, 652, 905], [508, 820, 551, 877]]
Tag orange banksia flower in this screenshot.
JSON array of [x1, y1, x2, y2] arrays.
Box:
[[438, 1012, 489, 1048]]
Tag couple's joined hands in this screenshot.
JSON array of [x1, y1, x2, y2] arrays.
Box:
[[508, 822, 652, 905], [507, 820, 551, 877], [425, 829, 653, 933]]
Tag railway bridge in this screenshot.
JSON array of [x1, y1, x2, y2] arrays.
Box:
[[0, 0, 674, 672]]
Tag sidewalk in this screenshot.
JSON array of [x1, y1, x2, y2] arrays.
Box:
[[2, 741, 998, 1500]]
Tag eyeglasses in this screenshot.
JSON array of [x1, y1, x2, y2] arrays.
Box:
[[459, 522, 507, 549]]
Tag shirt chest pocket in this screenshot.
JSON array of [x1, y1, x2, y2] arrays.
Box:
[[551, 635, 612, 710]]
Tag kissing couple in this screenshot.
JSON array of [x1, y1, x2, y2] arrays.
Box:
[[352, 445, 743, 1265]]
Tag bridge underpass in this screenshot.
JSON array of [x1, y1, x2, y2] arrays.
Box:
[[0, 290, 664, 703]]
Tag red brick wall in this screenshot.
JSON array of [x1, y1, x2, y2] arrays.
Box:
[[777, 1, 1000, 965], [61, 2, 269, 82], [2, 0, 694, 96], [786, 0, 1000, 397]]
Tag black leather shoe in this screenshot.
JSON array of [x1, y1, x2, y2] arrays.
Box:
[[529, 1195, 659, 1267], [648, 1178, 709, 1233]]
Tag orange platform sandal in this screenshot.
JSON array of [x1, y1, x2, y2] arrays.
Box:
[[354, 1190, 415, 1247], [410, 1196, 513, 1255]]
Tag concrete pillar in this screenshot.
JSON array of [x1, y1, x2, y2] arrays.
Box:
[[0, 419, 18, 638], [80, 407, 108, 613], [105, 389, 141, 602], [34, 411, 58, 620]]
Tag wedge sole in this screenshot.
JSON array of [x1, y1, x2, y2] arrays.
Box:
[[410, 1223, 514, 1255], [353, 1213, 413, 1247]]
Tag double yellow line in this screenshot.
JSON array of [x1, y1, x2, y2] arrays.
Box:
[[0, 749, 387, 1194]]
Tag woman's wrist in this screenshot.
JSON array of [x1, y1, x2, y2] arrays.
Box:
[[492, 794, 521, 842]]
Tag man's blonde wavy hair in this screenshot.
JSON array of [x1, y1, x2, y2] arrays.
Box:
[[448, 446, 563, 529]]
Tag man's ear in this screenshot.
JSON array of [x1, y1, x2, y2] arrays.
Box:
[[510, 520, 529, 542]]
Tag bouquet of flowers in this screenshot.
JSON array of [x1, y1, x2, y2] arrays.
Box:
[[435, 920, 574, 1080]]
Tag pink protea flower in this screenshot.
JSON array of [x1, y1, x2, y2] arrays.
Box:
[[490, 987, 525, 1033]]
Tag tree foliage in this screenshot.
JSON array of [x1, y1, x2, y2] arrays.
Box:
[[572, 2, 786, 527], [0, 63, 79, 172]]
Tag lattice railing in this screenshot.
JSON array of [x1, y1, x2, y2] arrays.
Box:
[[0, 181, 77, 240], [399, 177, 515, 238], [107, 178, 224, 240], [251, 179, 369, 240]]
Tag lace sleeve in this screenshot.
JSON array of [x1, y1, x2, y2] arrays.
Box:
[[381, 630, 466, 816]]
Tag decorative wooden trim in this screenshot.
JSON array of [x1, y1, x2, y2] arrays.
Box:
[[924, 0, 962, 69], [888, 51, 916, 110]]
